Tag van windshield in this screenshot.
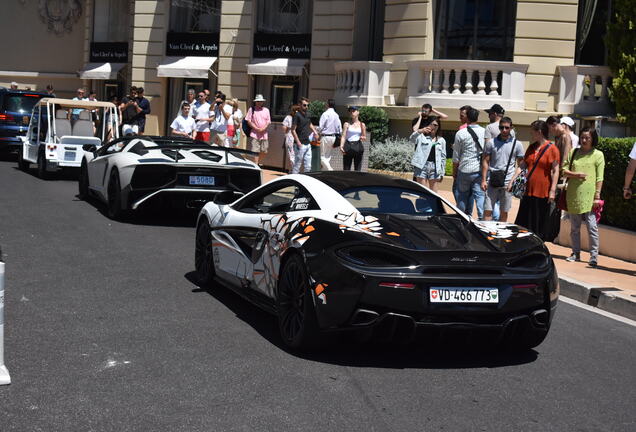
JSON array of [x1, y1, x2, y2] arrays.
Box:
[[2, 94, 45, 114]]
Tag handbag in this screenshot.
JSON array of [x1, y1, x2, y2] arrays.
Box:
[[242, 107, 253, 136], [489, 138, 517, 188], [332, 134, 341, 148], [511, 142, 552, 199], [557, 148, 579, 211]]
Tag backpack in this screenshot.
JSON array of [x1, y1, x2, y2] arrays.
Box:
[[242, 107, 253, 136]]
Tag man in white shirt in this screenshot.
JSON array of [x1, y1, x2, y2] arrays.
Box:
[[209, 93, 231, 146], [317, 99, 342, 171], [453, 107, 486, 219], [170, 103, 196, 139], [560, 116, 579, 148], [192, 92, 211, 142]]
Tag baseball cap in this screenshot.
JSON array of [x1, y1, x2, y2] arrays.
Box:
[[560, 116, 575, 127], [485, 104, 505, 115]]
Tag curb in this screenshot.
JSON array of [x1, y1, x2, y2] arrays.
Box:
[[559, 275, 636, 322]]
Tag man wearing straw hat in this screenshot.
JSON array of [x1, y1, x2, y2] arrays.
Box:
[[244, 94, 271, 165]]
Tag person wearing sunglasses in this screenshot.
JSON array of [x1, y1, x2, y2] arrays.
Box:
[[291, 97, 319, 173], [480, 117, 524, 222]]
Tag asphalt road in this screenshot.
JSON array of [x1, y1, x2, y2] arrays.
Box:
[[0, 156, 634, 432]]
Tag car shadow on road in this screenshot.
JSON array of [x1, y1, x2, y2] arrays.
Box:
[[184, 271, 539, 369], [78, 194, 199, 228]]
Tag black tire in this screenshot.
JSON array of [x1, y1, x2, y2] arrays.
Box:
[[36, 151, 49, 180], [78, 161, 89, 200], [195, 219, 216, 287], [107, 169, 125, 220], [17, 150, 29, 171], [276, 254, 321, 350]]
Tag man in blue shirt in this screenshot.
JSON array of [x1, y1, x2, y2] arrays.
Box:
[[131, 87, 151, 135]]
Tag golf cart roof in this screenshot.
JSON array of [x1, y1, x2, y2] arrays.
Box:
[[37, 98, 117, 110]]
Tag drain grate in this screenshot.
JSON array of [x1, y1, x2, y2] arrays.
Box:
[[588, 287, 621, 307]]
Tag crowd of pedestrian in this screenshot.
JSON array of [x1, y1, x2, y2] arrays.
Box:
[[406, 100, 620, 268]]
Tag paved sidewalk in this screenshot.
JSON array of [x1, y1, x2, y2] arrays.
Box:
[[262, 169, 636, 320]]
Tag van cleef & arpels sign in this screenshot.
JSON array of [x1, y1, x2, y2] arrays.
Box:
[[166, 32, 219, 57], [253, 33, 311, 59]]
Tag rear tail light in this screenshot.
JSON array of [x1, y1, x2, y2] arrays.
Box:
[[0, 114, 15, 122], [379, 282, 416, 289], [336, 246, 414, 267], [47, 145, 57, 151]]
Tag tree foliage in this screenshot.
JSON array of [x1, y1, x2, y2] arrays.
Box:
[[607, 0, 636, 128]]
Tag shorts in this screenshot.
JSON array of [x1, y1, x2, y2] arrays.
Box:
[[250, 138, 269, 153], [414, 161, 442, 180], [210, 130, 226, 145], [194, 131, 210, 142], [485, 186, 513, 212], [122, 124, 139, 136]]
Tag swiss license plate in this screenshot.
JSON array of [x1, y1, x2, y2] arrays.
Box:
[[189, 175, 214, 186], [64, 151, 76, 161], [429, 287, 499, 304]]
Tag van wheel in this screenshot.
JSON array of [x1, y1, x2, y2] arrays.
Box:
[[37, 152, 49, 180], [17, 151, 29, 171]]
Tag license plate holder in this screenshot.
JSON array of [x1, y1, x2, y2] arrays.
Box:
[[189, 175, 215, 186], [64, 151, 76, 161], [429, 287, 499, 304]]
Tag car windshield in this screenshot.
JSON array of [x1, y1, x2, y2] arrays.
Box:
[[340, 186, 448, 216], [3, 94, 45, 114]]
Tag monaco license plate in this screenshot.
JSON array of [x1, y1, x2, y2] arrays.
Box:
[[429, 287, 499, 304], [64, 151, 76, 161], [189, 175, 215, 186]]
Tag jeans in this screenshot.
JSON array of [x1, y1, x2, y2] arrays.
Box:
[[455, 171, 485, 219], [343, 140, 363, 171], [570, 211, 600, 260], [292, 143, 312, 174]]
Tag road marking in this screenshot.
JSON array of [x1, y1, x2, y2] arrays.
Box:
[[560, 296, 636, 327]]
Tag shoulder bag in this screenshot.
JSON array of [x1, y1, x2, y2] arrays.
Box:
[[557, 148, 579, 211], [511, 142, 552, 199], [489, 139, 517, 188]]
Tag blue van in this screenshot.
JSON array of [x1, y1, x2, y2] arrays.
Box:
[[0, 88, 48, 152]]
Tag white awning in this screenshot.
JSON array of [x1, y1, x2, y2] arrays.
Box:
[[156, 56, 217, 78], [247, 58, 306, 76], [79, 63, 126, 80]]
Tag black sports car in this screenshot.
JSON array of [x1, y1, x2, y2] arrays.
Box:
[[195, 171, 559, 350]]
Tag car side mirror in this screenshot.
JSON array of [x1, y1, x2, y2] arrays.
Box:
[[214, 190, 235, 205], [82, 144, 97, 153]]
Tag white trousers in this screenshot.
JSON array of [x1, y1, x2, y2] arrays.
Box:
[[292, 143, 312, 174], [320, 136, 336, 171]]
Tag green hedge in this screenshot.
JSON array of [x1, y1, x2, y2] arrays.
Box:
[[359, 106, 389, 144], [596, 137, 636, 231], [369, 136, 454, 175]]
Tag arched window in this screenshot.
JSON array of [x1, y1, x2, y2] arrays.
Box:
[[434, 0, 517, 61], [257, 0, 312, 34], [169, 0, 221, 33]]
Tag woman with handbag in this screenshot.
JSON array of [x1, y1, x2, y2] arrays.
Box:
[[411, 117, 446, 192], [510, 120, 561, 240], [561, 128, 605, 267], [339, 106, 367, 171]]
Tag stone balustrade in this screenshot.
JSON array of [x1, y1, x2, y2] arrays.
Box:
[[406, 60, 529, 111], [334, 61, 393, 107], [558, 65, 614, 116]]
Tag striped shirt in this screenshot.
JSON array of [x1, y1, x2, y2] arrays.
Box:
[[453, 124, 486, 173]]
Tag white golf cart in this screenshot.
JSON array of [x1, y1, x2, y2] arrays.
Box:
[[17, 98, 119, 178]]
